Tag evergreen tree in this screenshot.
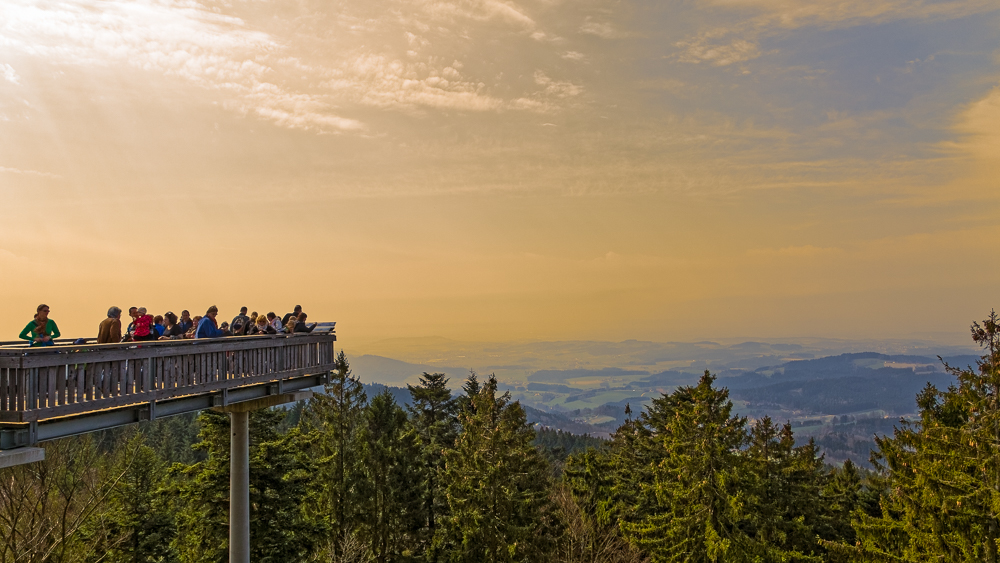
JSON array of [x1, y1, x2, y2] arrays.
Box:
[[617, 371, 755, 562], [302, 351, 369, 557], [846, 311, 1000, 561], [741, 418, 827, 561], [407, 372, 459, 546], [357, 390, 424, 562], [172, 409, 320, 563], [456, 370, 481, 415], [143, 413, 201, 465], [83, 432, 177, 563], [818, 459, 880, 561], [434, 375, 558, 562], [563, 446, 641, 563]]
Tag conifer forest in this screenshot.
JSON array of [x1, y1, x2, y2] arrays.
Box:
[[2, 311, 999, 563]]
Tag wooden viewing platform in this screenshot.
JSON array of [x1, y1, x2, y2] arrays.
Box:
[[0, 331, 337, 450], [0, 327, 337, 563]]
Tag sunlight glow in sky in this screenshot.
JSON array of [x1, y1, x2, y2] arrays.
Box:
[[1, 0, 998, 345]]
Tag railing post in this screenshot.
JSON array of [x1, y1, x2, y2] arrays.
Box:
[[28, 368, 38, 412], [143, 358, 152, 394]]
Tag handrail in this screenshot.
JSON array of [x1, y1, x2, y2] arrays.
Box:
[[0, 333, 337, 423], [0, 332, 325, 354], [0, 324, 336, 351]]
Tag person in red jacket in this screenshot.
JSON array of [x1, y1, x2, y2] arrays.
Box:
[[132, 307, 157, 342]]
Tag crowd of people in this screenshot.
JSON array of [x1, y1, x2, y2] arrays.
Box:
[[18, 303, 318, 347]]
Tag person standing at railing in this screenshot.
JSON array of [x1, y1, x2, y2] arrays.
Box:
[[132, 307, 158, 342], [267, 312, 283, 333], [97, 306, 123, 344], [159, 312, 186, 339], [293, 312, 318, 333], [249, 315, 277, 335], [281, 305, 302, 326], [178, 310, 193, 333], [123, 306, 138, 342], [19, 304, 60, 346], [184, 315, 202, 339], [196, 306, 226, 339], [231, 307, 250, 336], [153, 315, 166, 337]]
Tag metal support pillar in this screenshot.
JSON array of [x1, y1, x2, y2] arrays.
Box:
[[216, 390, 311, 563], [230, 410, 250, 563]]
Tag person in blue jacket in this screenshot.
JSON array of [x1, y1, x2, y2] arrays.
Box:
[[195, 305, 226, 339]]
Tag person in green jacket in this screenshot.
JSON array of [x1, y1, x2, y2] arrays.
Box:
[[19, 304, 60, 347]]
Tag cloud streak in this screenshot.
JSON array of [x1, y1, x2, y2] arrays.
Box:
[[0, 166, 61, 179], [675, 0, 998, 66], [1, 0, 592, 131], [1, 64, 19, 85], [0, 0, 364, 132]]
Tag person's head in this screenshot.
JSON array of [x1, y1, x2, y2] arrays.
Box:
[[129, 307, 138, 319], [294, 305, 302, 313], [165, 312, 178, 326], [107, 306, 122, 319], [220, 322, 229, 329], [153, 315, 163, 325], [206, 305, 218, 319], [193, 315, 202, 324], [256, 316, 268, 327], [180, 310, 190, 320], [266, 312, 276, 320], [250, 311, 258, 319], [36, 304, 50, 321], [137, 307, 147, 316], [298, 312, 308, 322], [240, 306, 248, 315]]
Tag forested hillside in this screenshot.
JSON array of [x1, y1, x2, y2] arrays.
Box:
[[1, 312, 997, 562]]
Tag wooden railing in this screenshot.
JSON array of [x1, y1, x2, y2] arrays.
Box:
[[0, 334, 336, 423]]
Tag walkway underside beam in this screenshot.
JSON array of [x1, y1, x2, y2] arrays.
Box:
[[0, 372, 328, 449]]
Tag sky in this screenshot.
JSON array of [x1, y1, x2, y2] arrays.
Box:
[[1, 0, 998, 347]]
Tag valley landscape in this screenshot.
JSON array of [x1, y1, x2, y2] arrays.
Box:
[[349, 337, 981, 466]]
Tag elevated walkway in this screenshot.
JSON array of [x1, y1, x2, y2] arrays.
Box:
[[0, 328, 338, 563], [0, 331, 337, 449]]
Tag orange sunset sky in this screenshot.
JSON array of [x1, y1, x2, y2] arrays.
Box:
[[1, 0, 998, 347]]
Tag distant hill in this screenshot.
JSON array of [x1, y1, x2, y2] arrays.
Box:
[[354, 382, 608, 437], [521, 405, 606, 437], [346, 345, 984, 467], [731, 371, 953, 416], [350, 354, 467, 387], [726, 352, 968, 416]]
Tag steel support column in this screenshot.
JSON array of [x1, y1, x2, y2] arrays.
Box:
[[230, 410, 250, 563]]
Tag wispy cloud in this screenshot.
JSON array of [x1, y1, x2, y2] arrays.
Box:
[[676, 0, 998, 66], [0, 166, 61, 179], [579, 17, 626, 39], [675, 36, 762, 66], [323, 54, 506, 113], [412, 0, 536, 28], [747, 245, 841, 258], [696, 0, 997, 29], [1, 64, 19, 85], [0, 0, 358, 132], [0, 0, 590, 130]]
